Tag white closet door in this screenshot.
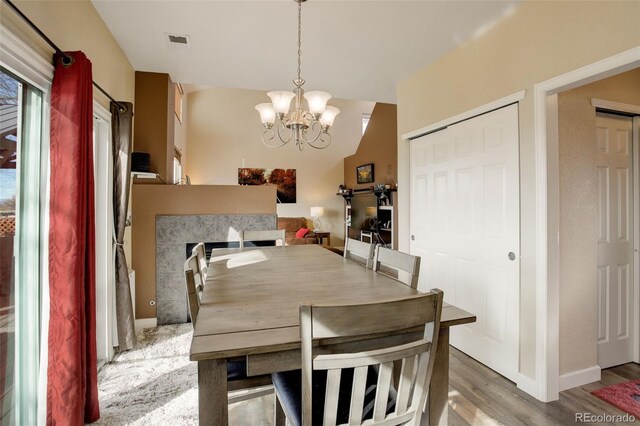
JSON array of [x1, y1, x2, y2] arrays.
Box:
[[410, 104, 520, 382], [596, 112, 634, 369]]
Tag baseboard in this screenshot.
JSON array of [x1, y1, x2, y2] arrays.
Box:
[[135, 318, 157, 332], [559, 365, 601, 391]]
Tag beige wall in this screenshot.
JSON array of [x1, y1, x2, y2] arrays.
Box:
[[185, 86, 374, 247], [558, 68, 640, 375], [397, 0, 640, 383], [134, 71, 175, 183], [344, 103, 398, 190]]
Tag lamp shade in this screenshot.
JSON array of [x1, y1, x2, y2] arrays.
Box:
[[255, 103, 276, 125], [310, 206, 324, 217], [304, 91, 331, 115], [267, 91, 295, 114], [319, 105, 340, 128]]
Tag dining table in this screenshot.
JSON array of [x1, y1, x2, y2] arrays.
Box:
[[190, 244, 476, 425]]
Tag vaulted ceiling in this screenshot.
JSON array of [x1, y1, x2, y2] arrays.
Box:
[[93, 0, 520, 103]]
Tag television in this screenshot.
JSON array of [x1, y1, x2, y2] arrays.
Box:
[[348, 193, 378, 240]]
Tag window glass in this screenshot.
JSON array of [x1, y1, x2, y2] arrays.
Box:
[[0, 68, 20, 424], [362, 113, 371, 134]]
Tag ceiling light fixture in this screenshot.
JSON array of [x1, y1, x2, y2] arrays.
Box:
[[255, 0, 339, 151]]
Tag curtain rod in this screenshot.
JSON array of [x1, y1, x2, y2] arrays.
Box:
[[2, 0, 126, 112]]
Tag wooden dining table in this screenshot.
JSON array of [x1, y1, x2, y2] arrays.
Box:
[[190, 244, 475, 425]]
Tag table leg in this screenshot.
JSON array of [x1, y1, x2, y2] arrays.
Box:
[[423, 326, 449, 425], [198, 359, 228, 426]]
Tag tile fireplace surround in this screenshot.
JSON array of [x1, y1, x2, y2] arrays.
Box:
[[155, 213, 276, 324]]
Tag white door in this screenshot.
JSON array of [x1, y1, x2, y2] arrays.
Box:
[[410, 104, 520, 382], [596, 112, 634, 369]]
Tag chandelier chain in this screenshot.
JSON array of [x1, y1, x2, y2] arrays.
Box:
[[297, 0, 302, 81]]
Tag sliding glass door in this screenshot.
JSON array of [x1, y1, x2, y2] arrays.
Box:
[[0, 66, 45, 425]]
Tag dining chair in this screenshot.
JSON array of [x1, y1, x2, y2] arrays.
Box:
[[240, 229, 286, 248], [191, 242, 208, 282], [372, 246, 421, 289], [271, 290, 443, 426], [343, 238, 375, 269], [183, 255, 273, 403]]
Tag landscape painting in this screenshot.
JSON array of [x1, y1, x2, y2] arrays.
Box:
[[238, 168, 297, 203]]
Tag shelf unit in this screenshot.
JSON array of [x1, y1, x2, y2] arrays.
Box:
[[338, 188, 395, 249]]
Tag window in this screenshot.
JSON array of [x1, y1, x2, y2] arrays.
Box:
[[174, 83, 183, 124], [362, 113, 371, 134], [173, 147, 182, 184], [0, 66, 45, 426]]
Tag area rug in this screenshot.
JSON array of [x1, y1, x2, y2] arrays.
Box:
[[591, 378, 640, 418], [92, 324, 273, 425]]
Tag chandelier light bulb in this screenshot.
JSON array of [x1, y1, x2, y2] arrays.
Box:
[[255, 103, 276, 127], [304, 91, 332, 117], [319, 105, 340, 128], [267, 91, 295, 115]]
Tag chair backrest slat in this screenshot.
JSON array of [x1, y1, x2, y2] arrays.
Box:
[[348, 366, 368, 424], [192, 242, 207, 281], [344, 238, 375, 269], [323, 369, 341, 426], [240, 229, 285, 248], [394, 355, 416, 415], [184, 254, 203, 327], [300, 290, 443, 426], [373, 246, 421, 288], [373, 362, 393, 422]]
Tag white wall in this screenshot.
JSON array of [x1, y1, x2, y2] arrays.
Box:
[[185, 86, 374, 247]]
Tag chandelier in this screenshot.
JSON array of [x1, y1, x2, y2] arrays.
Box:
[[255, 0, 340, 151]]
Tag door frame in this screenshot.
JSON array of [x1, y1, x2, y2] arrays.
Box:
[[93, 101, 115, 364], [533, 46, 640, 401], [591, 100, 640, 369]]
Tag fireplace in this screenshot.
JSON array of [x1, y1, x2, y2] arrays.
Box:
[[155, 213, 276, 324]]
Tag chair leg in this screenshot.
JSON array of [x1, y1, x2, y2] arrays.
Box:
[[273, 392, 286, 426]]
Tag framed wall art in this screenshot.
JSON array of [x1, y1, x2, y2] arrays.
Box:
[[356, 163, 374, 184], [238, 168, 296, 203]]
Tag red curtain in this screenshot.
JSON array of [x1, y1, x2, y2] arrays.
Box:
[[47, 51, 100, 425]]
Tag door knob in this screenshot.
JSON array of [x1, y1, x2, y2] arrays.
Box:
[[508, 252, 516, 261], [411, 235, 415, 241]]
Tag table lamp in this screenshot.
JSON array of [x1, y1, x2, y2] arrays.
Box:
[[310, 206, 324, 232]]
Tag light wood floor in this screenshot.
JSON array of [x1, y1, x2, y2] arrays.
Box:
[[229, 347, 640, 426]]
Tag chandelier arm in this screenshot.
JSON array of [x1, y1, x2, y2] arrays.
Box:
[[307, 130, 331, 150], [276, 119, 293, 144], [261, 128, 287, 148], [301, 118, 322, 144]]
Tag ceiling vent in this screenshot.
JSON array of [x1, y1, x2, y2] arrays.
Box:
[[166, 33, 190, 48]]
